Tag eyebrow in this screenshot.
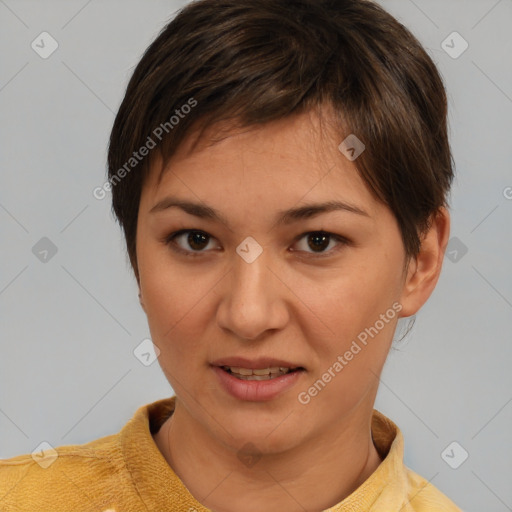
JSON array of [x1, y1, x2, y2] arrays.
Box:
[[149, 197, 370, 226]]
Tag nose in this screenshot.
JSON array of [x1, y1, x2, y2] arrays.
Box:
[[216, 246, 289, 341]]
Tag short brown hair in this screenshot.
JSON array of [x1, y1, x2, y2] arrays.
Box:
[[107, 0, 454, 282]]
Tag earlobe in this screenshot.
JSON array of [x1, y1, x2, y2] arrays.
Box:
[[398, 207, 451, 318]]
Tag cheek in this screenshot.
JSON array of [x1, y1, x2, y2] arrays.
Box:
[[143, 276, 199, 343], [139, 242, 186, 338], [138, 226, 402, 373], [306, 264, 397, 340], [296, 253, 401, 395], [138, 243, 217, 370], [297, 277, 398, 415]]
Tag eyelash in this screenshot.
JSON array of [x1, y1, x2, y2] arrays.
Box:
[[162, 229, 350, 259]]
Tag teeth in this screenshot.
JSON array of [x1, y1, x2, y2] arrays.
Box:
[[234, 367, 253, 376], [223, 366, 296, 380]]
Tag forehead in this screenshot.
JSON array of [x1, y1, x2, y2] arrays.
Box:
[[140, 109, 380, 222], [148, 109, 356, 184]]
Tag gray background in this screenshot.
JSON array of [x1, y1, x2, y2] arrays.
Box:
[[1, 1, 511, 510]]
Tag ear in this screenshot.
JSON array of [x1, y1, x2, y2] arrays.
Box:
[[138, 289, 146, 312], [398, 207, 451, 318], [133, 258, 145, 312]]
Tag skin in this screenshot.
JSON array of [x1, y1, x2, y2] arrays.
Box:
[[135, 107, 450, 512]]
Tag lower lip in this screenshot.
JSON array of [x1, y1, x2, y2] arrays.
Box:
[[212, 366, 305, 401]]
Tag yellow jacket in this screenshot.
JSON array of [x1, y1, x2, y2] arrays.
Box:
[[0, 396, 462, 511]]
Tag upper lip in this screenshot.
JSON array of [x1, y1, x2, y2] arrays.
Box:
[[211, 357, 304, 370]]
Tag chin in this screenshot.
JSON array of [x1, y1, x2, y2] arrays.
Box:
[[214, 408, 307, 454]]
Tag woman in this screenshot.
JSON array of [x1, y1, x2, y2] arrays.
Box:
[[0, 0, 462, 510]]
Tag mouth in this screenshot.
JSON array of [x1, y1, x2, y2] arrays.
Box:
[[220, 366, 304, 381], [211, 358, 306, 401]]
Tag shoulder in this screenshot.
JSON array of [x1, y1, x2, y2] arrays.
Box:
[[0, 433, 133, 512], [403, 466, 463, 511]]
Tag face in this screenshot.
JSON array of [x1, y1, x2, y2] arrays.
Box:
[[136, 108, 410, 453]]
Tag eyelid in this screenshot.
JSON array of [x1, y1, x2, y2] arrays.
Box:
[[163, 229, 350, 258], [162, 229, 219, 258], [290, 231, 350, 259]]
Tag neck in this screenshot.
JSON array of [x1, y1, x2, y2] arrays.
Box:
[[153, 400, 383, 512]]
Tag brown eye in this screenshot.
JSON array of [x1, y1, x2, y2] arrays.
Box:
[[307, 233, 330, 252], [292, 231, 349, 257], [164, 229, 348, 259], [184, 231, 210, 251], [165, 229, 217, 256]]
